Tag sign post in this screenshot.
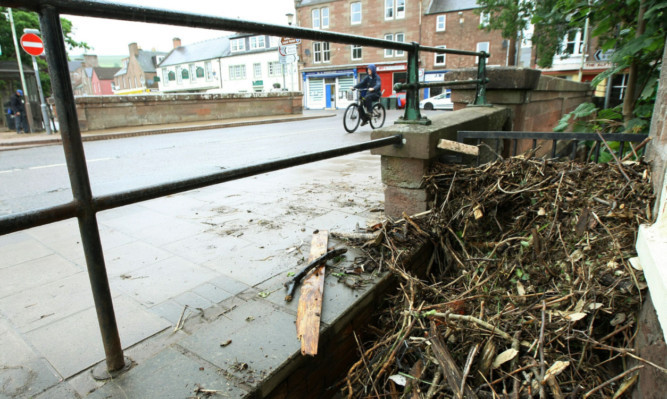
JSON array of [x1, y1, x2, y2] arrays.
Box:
[[21, 31, 51, 134]]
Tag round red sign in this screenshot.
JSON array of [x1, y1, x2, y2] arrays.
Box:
[[20, 33, 44, 56]]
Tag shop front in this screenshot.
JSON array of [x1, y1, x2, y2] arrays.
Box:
[[302, 68, 356, 110], [421, 70, 449, 99]]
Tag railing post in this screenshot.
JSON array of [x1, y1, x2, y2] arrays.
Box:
[[396, 42, 431, 125], [38, 5, 129, 377], [473, 51, 490, 106]]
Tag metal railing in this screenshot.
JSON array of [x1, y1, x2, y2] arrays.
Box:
[[457, 131, 649, 164], [0, 0, 489, 376]]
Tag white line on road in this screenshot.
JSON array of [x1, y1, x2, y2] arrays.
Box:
[[1, 157, 115, 173]]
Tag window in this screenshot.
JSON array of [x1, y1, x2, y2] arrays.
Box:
[[384, 33, 405, 57], [352, 45, 362, 60], [321, 8, 329, 28], [313, 42, 331, 63], [351, 2, 362, 24], [395, 33, 405, 56], [196, 66, 205, 78], [434, 45, 446, 65], [229, 65, 246, 80], [563, 29, 583, 55], [385, 0, 405, 20], [250, 36, 266, 50], [231, 38, 245, 52], [162, 69, 169, 85], [253, 63, 262, 79], [205, 61, 213, 80], [480, 12, 490, 27], [312, 9, 320, 28], [436, 15, 446, 31], [476, 42, 489, 63], [181, 68, 189, 81], [384, 34, 393, 57], [268, 61, 282, 77], [168, 71, 175, 81], [189, 64, 196, 81]]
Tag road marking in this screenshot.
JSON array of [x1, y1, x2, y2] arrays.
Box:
[[1, 157, 115, 173]]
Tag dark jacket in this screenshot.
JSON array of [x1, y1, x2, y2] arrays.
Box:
[[354, 73, 382, 95], [10, 94, 25, 114]]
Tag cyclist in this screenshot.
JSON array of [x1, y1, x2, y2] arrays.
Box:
[[353, 64, 381, 126]]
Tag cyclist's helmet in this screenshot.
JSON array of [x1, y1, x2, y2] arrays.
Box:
[[368, 64, 377, 75], [17, 89, 23, 96]]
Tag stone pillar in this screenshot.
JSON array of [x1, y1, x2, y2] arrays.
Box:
[[371, 106, 512, 219]]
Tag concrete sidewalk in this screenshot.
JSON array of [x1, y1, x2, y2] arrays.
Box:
[[0, 111, 335, 151], [0, 113, 388, 398]]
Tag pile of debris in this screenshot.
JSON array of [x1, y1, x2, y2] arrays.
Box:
[[341, 156, 658, 398]]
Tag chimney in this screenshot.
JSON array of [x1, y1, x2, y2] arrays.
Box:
[[83, 54, 99, 67], [173, 37, 182, 49], [129, 42, 139, 57]]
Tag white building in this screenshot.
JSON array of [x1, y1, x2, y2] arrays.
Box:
[[157, 34, 298, 94]]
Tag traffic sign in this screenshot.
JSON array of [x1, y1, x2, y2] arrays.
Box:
[[281, 37, 301, 46], [594, 49, 613, 62], [20, 33, 44, 56], [279, 54, 298, 64], [279, 45, 297, 56]]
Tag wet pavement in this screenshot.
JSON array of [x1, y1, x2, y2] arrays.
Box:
[[0, 111, 393, 398]]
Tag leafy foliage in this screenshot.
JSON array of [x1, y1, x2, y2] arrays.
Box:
[[0, 8, 89, 96]]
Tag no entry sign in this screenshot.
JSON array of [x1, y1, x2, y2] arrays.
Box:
[[20, 33, 44, 56]]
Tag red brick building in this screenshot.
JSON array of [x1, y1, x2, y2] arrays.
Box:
[[294, 0, 508, 109]]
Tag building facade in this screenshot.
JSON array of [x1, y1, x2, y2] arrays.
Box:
[[91, 67, 120, 95], [157, 34, 293, 94], [113, 43, 166, 95]]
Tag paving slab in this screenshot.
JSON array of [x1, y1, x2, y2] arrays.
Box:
[[32, 383, 81, 399], [0, 320, 60, 399], [109, 256, 219, 307], [178, 298, 300, 394], [0, 236, 53, 269], [25, 296, 170, 378], [0, 254, 80, 299], [87, 348, 248, 399], [101, 241, 174, 277]]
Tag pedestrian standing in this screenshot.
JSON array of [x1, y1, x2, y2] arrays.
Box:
[[10, 89, 29, 134]]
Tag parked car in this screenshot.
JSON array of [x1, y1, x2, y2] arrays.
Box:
[[419, 91, 453, 110]]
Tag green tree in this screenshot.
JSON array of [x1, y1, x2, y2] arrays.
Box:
[[0, 7, 89, 96], [476, 0, 666, 131], [474, 0, 534, 66]]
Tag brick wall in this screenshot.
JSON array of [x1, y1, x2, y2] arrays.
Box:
[[70, 92, 303, 131]]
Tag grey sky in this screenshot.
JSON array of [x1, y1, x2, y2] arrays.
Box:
[[66, 0, 296, 56]]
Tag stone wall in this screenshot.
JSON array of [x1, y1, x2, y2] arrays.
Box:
[[68, 92, 303, 131], [369, 68, 593, 219]]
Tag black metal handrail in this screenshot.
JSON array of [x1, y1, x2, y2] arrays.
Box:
[[0, 0, 486, 377], [457, 131, 649, 164]]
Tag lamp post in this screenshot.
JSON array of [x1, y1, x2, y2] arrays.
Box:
[[8, 9, 34, 133], [286, 13, 294, 92], [23, 28, 51, 134]]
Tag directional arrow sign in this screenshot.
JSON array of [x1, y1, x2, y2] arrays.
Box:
[[279, 45, 297, 56], [20, 33, 44, 56]]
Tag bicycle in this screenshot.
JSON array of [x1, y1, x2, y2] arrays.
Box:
[[343, 89, 386, 133]]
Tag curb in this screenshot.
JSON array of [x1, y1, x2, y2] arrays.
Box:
[[0, 113, 336, 151]]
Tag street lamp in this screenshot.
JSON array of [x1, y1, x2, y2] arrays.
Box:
[[285, 13, 295, 91], [23, 28, 52, 134]]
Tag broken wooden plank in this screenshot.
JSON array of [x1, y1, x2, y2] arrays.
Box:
[[295, 230, 328, 356], [437, 139, 479, 156]]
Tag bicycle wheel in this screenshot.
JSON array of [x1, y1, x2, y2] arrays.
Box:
[[343, 104, 361, 133], [369, 103, 386, 129]]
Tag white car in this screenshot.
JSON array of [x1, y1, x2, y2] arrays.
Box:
[[419, 91, 453, 110]]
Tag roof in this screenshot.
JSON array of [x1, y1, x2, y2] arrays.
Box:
[[427, 0, 481, 14], [114, 67, 127, 77], [137, 50, 167, 73], [159, 36, 231, 67], [68, 60, 83, 71], [94, 67, 121, 80], [85, 67, 93, 78]]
